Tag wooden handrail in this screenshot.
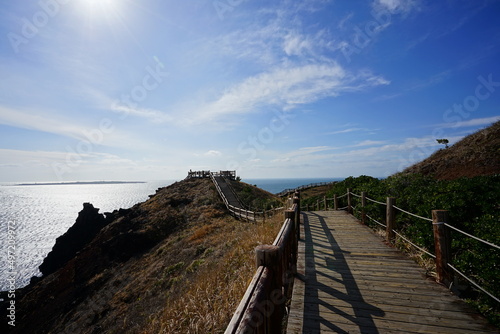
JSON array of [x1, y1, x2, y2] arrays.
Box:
[[225, 192, 300, 334], [318, 188, 499, 304], [211, 173, 283, 222], [276, 181, 336, 197]]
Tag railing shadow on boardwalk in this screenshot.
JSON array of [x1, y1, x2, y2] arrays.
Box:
[[299, 212, 385, 333]]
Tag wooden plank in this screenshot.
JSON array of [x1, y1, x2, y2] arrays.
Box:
[[296, 303, 492, 330], [286, 211, 499, 334], [291, 289, 473, 310]]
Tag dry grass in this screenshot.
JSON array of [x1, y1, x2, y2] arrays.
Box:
[[394, 236, 437, 278], [373, 226, 437, 278], [400, 120, 500, 180], [142, 212, 285, 334], [371, 225, 437, 279]]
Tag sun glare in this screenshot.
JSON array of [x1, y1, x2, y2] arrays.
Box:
[[79, 0, 122, 18], [75, 0, 128, 33]]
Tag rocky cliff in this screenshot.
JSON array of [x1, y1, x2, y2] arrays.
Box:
[[0, 178, 282, 333]]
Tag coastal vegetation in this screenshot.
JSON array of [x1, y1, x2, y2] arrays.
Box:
[[230, 180, 283, 211]]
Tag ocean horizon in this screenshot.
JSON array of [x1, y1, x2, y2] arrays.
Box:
[[244, 177, 343, 194]]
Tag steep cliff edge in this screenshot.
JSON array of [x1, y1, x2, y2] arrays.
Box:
[[38, 203, 109, 277], [1, 178, 283, 334]]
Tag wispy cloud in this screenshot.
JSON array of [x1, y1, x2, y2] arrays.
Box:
[[272, 145, 338, 163], [405, 32, 431, 51], [110, 103, 173, 123], [0, 148, 68, 166], [435, 2, 490, 39], [0, 105, 149, 150], [326, 126, 379, 135], [438, 116, 500, 129], [338, 12, 354, 30], [352, 140, 386, 147], [204, 150, 222, 157], [327, 128, 363, 135], [283, 33, 314, 57], [372, 93, 403, 102], [184, 64, 389, 125], [373, 0, 420, 14], [406, 69, 453, 91], [0, 106, 89, 141]]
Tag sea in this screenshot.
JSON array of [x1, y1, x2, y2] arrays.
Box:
[[0, 177, 340, 291]]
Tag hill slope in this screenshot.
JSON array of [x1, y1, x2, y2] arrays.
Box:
[[399, 121, 500, 180], [1, 178, 283, 334]]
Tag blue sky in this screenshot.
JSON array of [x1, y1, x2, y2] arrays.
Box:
[[1, 0, 499, 182]]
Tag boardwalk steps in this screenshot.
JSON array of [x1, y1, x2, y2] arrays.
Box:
[[212, 175, 243, 208], [286, 210, 499, 334]]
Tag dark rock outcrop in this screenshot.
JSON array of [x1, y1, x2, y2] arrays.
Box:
[[39, 203, 108, 276]]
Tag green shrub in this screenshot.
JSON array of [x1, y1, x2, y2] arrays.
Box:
[[325, 174, 499, 325]]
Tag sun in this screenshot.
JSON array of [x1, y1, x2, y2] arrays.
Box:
[[76, 0, 125, 27], [79, 0, 122, 17]]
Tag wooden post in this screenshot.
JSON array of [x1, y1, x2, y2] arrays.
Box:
[[432, 210, 452, 285], [386, 197, 396, 242], [347, 188, 352, 214], [324, 196, 327, 211], [254, 244, 282, 333], [285, 209, 297, 276], [334, 194, 338, 211], [306, 203, 309, 211], [293, 193, 301, 240], [255, 245, 279, 269], [361, 192, 366, 225]]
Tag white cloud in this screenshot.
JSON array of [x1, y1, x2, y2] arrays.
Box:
[[328, 128, 362, 135], [438, 116, 500, 129], [374, 0, 419, 14], [0, 148, 67, 166], [110, 103, 173, 123], [298, 146, 336, 154], [327, 127, 380, 135], [352, 140, 386, 147], [185, 64, 388, 124], [283, 33, 314, 57], [338, 12, 354, 29], [0, 105, 152, 150], [204, 150, 222, 157], [0, 106, 89, 141], [272, 146, 338, 163]]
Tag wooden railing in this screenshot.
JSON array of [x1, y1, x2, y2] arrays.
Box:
[[210, 173, 283, 222], [187, 170, 236, 180], [276, 180, 337, 197], [225, 192, 301, 334], [305, 189, 500, 305]]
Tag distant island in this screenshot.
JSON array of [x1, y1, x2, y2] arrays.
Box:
[[14, 181, 146, 186]]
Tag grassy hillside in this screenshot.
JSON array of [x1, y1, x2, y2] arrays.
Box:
[[399, 121, 500, 179], [1, 178, 284, 334]]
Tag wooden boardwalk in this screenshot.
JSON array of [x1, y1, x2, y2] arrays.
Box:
[[286, 211, 499, 334]]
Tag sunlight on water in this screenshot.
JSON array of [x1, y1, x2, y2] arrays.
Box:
[[0, 181, 174, 291]]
